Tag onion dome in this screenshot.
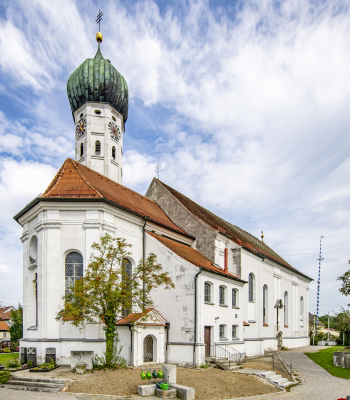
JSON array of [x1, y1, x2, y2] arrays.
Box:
[[66, 42, 128, 122]]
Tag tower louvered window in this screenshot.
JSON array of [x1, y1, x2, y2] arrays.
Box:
[[112, 146, 116, 160], [80, 143, 84, 157]]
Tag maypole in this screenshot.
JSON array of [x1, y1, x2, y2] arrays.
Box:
[[316, 235, 324, 334]]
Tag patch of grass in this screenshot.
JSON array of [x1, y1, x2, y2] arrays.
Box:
[[0, 353, 19, 365], [304, 346, 350, 379]]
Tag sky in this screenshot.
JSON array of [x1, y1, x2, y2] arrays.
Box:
[[0, 0, 349, 317]]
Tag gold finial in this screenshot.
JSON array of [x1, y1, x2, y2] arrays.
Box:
[[96, 10, 103, 43], [96, 32, 103, 43], [261, 230, 264, 242]]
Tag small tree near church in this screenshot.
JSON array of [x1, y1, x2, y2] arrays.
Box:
[[56, 233, 174, 367]]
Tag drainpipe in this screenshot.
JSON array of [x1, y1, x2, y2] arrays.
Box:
[[224, 248, 228, 274], [142, 216, 149, 311], [194, 269, 203, 366], [128, 324, 133, 366], [165, 322, 170, 363]]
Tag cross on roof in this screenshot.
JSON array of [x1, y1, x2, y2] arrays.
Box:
[[96, 10, 103, 31]]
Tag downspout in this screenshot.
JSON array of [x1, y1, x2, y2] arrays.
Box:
[[142, 216, 149, 311], [194, 268, 203, 366], [165, 322, 170, 363], [128, 324, 133, 366]]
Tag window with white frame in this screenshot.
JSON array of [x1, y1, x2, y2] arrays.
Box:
[[248, 273, 254, 302], [232, 324, 239, 339], [219, 324, 226, 339], [204, 282, 212, 303], [65, 252, 83, 297], [219, 285, 226, 306], [232, 288, 238, 307], [284, 291, 288, 326], [122, 258, 132, 316], [263, 284, 268, 325]]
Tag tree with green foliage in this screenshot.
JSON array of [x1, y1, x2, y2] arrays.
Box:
[[8, 305, 23, 342], [338, 269, 350, 297], [56, 233, 174, 367]]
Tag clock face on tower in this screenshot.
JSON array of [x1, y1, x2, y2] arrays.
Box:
[[75, 117, 86, 139], [108, 121, 121, 142]]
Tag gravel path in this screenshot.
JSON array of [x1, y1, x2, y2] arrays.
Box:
[[233, 345, 350, 400]]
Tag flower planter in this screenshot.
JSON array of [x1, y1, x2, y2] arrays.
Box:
[[75, 362, 86, 374], [29, 365, 60, 373]]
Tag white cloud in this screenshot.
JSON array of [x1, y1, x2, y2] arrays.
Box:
[[0, 0, 349, 314]]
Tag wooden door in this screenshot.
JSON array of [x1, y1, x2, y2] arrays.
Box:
[[204, 326, 211, 356]]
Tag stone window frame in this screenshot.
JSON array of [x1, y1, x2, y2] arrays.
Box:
[[65, 251, 83, 298], [232, 288, 239, 308], [219, 324, 227, 340], [232, 324, 239, 339], [248, 273, 255, 302], [204, 281, 213, 304], [263, 284, 268, 325], [219, 285, 227, 306]]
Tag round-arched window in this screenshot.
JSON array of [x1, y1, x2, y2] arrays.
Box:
[[65, 252, 83, 296], [95, 140, 101, 155], [112, 146, 116, 160]]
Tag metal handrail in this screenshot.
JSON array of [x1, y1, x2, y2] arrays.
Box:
[[209, 344, 246, 367], [274, 352, 293, 382]]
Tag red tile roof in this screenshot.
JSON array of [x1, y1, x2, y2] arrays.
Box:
[[156, 180, 311, 279], [116, 308, 166, 326], [0, 321, 9, 331], [148, 232, 244, 282], [39, 159, 187, 235], [0, 307, 13, 321], [243, 321, 250, 326]]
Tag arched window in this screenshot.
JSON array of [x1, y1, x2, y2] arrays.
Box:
[[219, 285, 226, 306], [65, 252, 83, 296], [219, 324, 227, 339], [232, 289, 238, 307], [80, 143, 84, 158], [284, 291, 288, 327], [112, 146, 116, 160], [204, 282, 212, 303], [263, 284, 268, 325], [95, 140, 101, 155], [248, 273, 254, 302], [232, 324, 239, 339], [300, 296, 304, 325]]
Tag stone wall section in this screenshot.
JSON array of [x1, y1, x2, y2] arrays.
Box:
[[146, 179, 217, 261]]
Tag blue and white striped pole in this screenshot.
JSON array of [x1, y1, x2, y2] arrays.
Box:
[[316, 235, 324, 335]]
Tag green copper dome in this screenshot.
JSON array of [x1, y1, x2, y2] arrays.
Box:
[[67, 46, 128, 122]]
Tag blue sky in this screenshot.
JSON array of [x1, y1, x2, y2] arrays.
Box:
[[0, 0, 350, 317]]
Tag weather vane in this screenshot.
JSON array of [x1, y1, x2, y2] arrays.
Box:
[[155, 163, 162, 179]]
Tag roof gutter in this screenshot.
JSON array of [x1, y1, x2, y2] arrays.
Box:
[[13, 197, 195, 239]]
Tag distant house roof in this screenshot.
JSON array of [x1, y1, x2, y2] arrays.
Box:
[[0, 321, 9, 331], [0, 307, 13, 321], [148, 232, 246, 283], [155, 180, 312, 281], [14, 159, 189, 237]]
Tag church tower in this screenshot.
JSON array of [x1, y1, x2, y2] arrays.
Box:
[[66, 31, 128, 184]]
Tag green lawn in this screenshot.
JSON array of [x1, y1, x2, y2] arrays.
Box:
[[0, 352, 19, 365], [304, 346, 350, 379]]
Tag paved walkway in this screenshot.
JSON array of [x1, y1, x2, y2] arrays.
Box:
[[234, 346, 350, 400]]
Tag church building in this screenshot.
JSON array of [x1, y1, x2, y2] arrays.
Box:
[[14, 30, 312, 367]]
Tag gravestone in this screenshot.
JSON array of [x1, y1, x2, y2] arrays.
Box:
[[27, 347, 37, 366], [45, 347, 56, 364], [20, 347, 27, 364]]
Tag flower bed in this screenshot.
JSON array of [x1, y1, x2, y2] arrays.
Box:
[[30, 363, 60, 373]]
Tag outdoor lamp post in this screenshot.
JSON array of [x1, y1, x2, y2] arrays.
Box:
[[328, 310, 338, 344]]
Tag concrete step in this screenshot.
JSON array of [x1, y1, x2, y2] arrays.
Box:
[[8, 379, 64, 388], [271, 377, 288, 385], [0, 376, 67, 393], [9, 376, 67, 384], [0, 384, 62, 393], [259, 371, 276, 378], [279, 381, 294, 389]]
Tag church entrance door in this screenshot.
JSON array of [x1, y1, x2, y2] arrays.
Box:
[[204, 326, 211, 356], [143, 335, 153, 362]]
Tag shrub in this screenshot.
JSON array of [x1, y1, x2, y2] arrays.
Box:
[[27, 360, 33, 367], [6, 358, 20, 369], [3, 348, 10, 353], [92, 346, 126, 370], [0, 371, 10, 384]]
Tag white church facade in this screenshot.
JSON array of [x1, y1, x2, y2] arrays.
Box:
[[14, 32, 311, 367]]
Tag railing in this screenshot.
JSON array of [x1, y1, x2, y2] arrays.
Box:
[[208, 344, 246, 368], [274, 352, 294, 382]]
